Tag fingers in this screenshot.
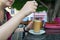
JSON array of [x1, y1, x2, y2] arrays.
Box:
[[32, 6, 37, 10], [26, 21, 33, 28], [29, 1, 38, 7], [32, 1, 38, 6], [15, 28, 23, 32], [32, 1, 38, 12], [27, 1, 38, 12], [27, 21, 33, 27], [29, 21, 33, 25], [20, 1, 38, 16]]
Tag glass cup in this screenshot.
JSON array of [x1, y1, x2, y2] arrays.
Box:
[[33, 20, 42, 33]]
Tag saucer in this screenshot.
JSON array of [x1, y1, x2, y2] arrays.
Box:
[[29, 30, 45, 35]]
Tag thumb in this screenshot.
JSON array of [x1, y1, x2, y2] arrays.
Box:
[[27, 21, 33, 28], [25, 21, 33, 30]]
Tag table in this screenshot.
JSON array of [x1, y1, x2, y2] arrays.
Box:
[[23, 31, 60, 40], [23, 32, 46, 40]]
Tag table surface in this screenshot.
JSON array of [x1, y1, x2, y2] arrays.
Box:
[[23, 31, 60, 40]]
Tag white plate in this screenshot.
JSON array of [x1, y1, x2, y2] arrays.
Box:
[[29, 30, 45, 35]]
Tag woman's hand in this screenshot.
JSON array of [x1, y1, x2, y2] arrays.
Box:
[[20, 1, 38, 16], [25, 21, 33, 31], [15, 21, 33, 33]]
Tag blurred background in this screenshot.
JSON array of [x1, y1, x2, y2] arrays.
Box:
[[5, 0, 55, 24]]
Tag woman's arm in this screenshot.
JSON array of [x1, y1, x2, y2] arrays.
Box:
[[0, 11, 26, 40], [0, 1, 38, 40]]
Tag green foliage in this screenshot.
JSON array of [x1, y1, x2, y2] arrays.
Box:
[[12, 0, 48, 11], [36, 6, 47, 12], [12, 0, 27, 10]]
